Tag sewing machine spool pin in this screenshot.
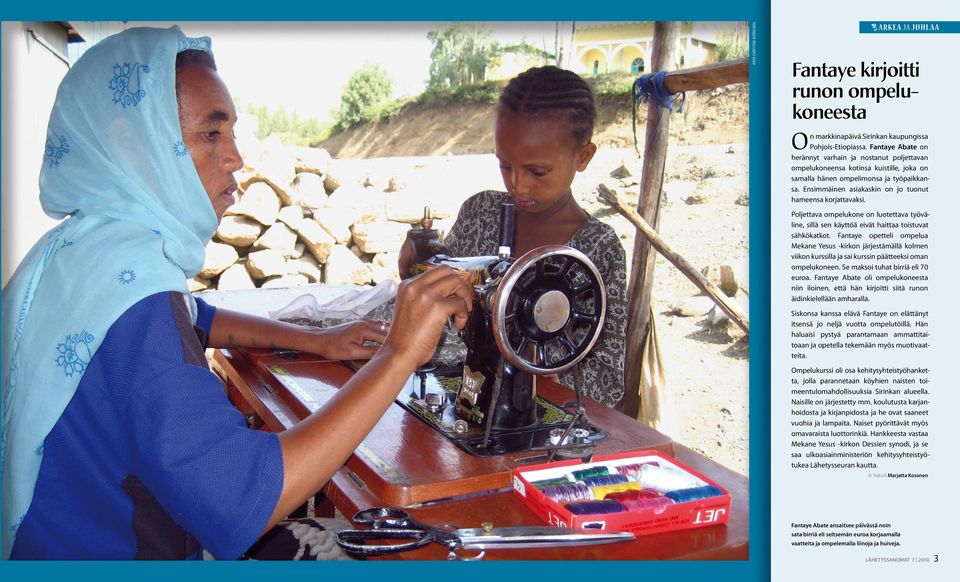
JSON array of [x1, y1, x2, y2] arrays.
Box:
[[401, 207, 451, 280]]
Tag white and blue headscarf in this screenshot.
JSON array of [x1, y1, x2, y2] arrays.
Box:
[[1, 26, 219, 558]]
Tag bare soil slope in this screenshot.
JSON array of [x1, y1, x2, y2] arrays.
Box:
[[322, 85, 749, 158]]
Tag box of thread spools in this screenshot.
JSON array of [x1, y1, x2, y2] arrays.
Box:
[[511, 450, 731, 535]]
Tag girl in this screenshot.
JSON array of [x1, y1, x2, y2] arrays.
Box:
[[442, 66, 627, 407]]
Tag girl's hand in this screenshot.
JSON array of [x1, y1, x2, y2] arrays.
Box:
[[397, 236, 415, 279]]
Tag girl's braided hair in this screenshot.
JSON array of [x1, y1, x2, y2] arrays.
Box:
[[498, 65, 596, 145]]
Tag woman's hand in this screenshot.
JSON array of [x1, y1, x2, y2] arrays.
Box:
[[267, 266, 472, 529], [382, 266, 473, 367], [313, 319, 389, 361], [207, 308, 388, 361], [207, 268, 471, 369]]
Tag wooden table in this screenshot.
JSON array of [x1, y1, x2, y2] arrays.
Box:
[[213, 347, 749, 560]]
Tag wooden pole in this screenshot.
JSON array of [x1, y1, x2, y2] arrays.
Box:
[[618, 21, 680, 419], [662, 58, 749, 93], [598, 184, 750, 334]]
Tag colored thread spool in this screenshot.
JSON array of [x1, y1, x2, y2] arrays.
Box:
[[591, 482, 641, 500], [616, 496, 675, 514], [565, 500, 625, 515], [636, 464, 701, 492], [664, 485, 725, 504], [530, 479, 570, 489], [570, 466, 610, 481], [604, 489, 664, 503], [615, 463, 641, 479], [615, 462, 659, 480], [541, 483, 593, 504], [581, 474, 630, 488]]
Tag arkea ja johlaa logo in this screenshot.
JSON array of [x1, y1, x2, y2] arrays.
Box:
[[871, 22, 941, 32]]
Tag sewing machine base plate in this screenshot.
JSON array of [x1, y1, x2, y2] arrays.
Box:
[[396, 365, 607, 457]]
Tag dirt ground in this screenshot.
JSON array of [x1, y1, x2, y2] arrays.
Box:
[[322, 85, 750, 476]]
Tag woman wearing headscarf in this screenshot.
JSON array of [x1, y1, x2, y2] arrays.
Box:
[[1, 26, 471, 560]]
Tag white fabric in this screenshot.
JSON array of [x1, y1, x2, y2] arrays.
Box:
[[268, 279, 397, 322]]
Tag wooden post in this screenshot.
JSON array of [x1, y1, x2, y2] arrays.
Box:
[[618, 21, 680, 420], [663, 58, 749, 93]]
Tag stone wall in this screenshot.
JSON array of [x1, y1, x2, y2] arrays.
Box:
[[191, 138, 459, 293]]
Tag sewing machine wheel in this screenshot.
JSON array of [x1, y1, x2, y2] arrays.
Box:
[[491, 245, 606, 375]]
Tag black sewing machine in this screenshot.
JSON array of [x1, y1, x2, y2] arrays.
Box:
[[401, 203, 608, 457]]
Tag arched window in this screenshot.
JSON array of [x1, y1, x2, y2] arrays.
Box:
[[592, 60, 600, 75], [631, 57, 645, 74]]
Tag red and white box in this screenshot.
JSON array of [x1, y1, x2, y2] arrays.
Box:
[[512, 450, 732, 536]]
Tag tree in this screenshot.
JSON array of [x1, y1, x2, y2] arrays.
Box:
[[715, 22, 749, 62], [242, 102, 333, 147], [337, 63, 393, 130], [427, 23, 499, 89], [270, 105, 291, 135], [552, 21, 576, 69]]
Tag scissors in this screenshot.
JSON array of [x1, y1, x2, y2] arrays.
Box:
[[335, 507, 635, 559]]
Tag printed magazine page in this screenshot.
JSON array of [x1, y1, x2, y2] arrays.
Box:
[[771, 1, 958, 580], [0, 6, 765, 580]]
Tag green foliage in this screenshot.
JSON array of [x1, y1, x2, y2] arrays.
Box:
[[368, 98, 404, 122], [243, 102, 333, 147], [588, 72, 637, 99], [502, 40, 552, 61], [715, 37, 748, 62], [452, 82, 501, 103], [336, 63, 394, 131], [427, 23, 499, 89], [416, 80, 502, 107], [715, 24, 749, 62]]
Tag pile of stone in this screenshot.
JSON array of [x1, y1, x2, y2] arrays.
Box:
[[192, 139, 456, 293]]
